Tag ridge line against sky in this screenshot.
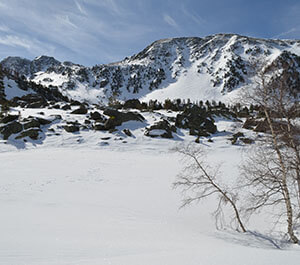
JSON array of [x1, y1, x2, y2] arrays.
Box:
[[0, 0, 299, 66]]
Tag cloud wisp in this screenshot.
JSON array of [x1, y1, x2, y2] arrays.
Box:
[[163, 14, 179, 30]]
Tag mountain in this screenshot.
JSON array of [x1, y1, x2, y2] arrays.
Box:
[[1, 33, 300, 104]]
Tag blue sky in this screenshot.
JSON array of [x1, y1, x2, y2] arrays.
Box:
[[0, 0, 299, 66]]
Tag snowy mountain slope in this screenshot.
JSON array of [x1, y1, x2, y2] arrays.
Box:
[[1, 34, 300, 104]]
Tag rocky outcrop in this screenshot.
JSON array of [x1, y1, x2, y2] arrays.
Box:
[[103, 109, 145, 130], [175, 106, 217, 136], [145, 119, 176, 138]]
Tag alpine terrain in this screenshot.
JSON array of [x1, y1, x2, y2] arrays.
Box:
[[0, 33, 299, 265]]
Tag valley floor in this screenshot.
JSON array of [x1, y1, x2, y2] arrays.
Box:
[[0, 139, 300, 264]]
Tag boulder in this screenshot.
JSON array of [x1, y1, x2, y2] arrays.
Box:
[[36, 117, 52, 125], [230, 132, 245, 144], [93, 124, 106, 131], [0, 121, 23, 140], [254, 119, 269, 133], [71, 106, 88, 115], [70, 100, 83, 106], [240, 138, 254, 144], [15, 129, 41, 140], [19, 94, 48, 108], [145, 119, 176, 139], [0, 114, 19, 124], [123, 129, 133, 137], [50, 114, 62, 121], [63, 125, 80, 133], [123, 99, 142, 109], [175, 105, 217, 136], [243, 118, 258, 130], [90, 111, 106, 122], [103, 109, 145, 130], [61, 104, 71, 110], [23, 119, 40, 130]]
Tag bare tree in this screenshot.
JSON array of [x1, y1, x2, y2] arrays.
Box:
[[173, 144, 246, 233], [240, 59, 300, 243]]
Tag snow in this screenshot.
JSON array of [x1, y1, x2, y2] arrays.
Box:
[[3, 76, 33, 100], [0, 107, 299, 265]]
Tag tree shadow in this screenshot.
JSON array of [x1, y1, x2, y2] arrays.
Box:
[[214, 229, 296, 250]]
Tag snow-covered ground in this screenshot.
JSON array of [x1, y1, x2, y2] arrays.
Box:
[[0, 108, 299, 265]]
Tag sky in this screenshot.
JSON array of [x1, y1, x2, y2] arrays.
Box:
[[0, 0, 300, 66]]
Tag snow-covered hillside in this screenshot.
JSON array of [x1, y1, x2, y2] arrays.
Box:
[[0, 114, 299, 265], [1, 34, 300, 104]]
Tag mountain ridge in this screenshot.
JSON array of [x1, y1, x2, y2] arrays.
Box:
[[1, 33, 300, 104]]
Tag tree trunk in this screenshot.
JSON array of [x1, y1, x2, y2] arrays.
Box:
[[264, 108, 299, 243]]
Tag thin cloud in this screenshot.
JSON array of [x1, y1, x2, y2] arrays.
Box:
[[75, 0, 87, 15], [56, 14, 78, 29], [273, 27, 300, 39], [0, 35, 31, 49], [0, 1, 6, 8], [0, 24, 10, 32], [182, 5, 206, 26], [85, 0, 123, 16], [163, 14, 179, 29]]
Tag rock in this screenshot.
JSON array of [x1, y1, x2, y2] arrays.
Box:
[[90, 111, 105, 122], [254, 119, 269, 133], [70, 100, 82, 106], [123, 99, 142, 109], [36, 117, 52, 125], [71, 106, 88, 115], [123, 129, 133, 137], [243, 118, 258, 129], [23, 119, 40, 130], [93, 124, 106, 131], [145, 119, 176, 138], [50, 114, 62, 121], [240, 137, 254, 144], [63, 125, 80, 133], [101, 137, 111, 140], [52, 104, 61, 109], [230, 131, 244, 144], [15, 129, 41, 140], [99, 79, 108, 88], [18, 94, 48, 108], [0, 121, 23, 140], [61, 104, 71, 110], [103, 109, 145, 130], [175, 105, 217, 136], [19, 94, 48, 108], [0, 114, 19, 124], [232, 132, 244, 138]]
